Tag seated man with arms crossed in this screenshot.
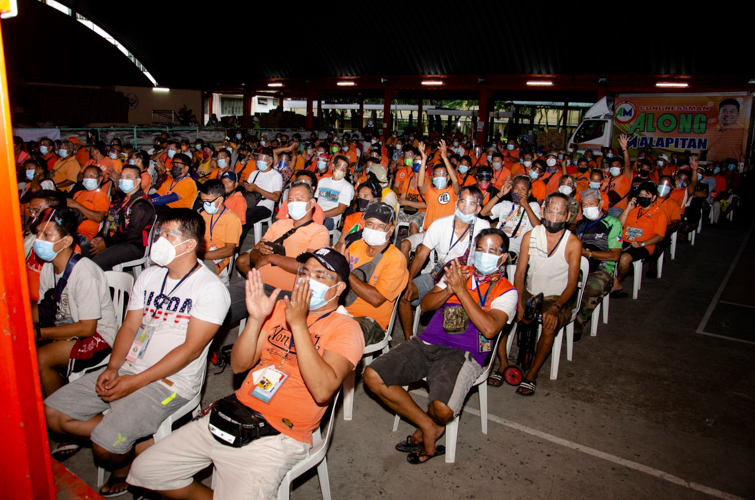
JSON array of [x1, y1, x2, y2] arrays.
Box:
[[127, 249, 364, 499], [226, 181, 331, 324], [44, 209, 230, 497], [343, 203, 409, 345], [365, 229, 517, 463]]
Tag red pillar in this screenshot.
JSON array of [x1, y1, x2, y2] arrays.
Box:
[[358, 98, 364, 132], [417, 99, 423, 135], [242, 87, 252, 128], [305, 88, 314, 130], [0, 21, 56, 500], [277, 92, 284, 112], [382, 87, 392, 138], [317, 96, 323, 125], [207, 92, 214, 124], [476, 85, 489, 145]]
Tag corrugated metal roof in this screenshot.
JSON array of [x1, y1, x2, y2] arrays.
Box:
[[19, 0, 755, 89]]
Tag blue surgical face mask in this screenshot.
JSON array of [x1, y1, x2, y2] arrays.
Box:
[[33, 238, 63, 262], [217, 159, 227, 168], [697, 173, 703, 181], [713, 167, 721, 174], [657, 185, 672, 197], [203, 200, 220, 214], [492, 161, 502, 170], [119, 179, 135, 193], [728, 164, 737, 171], [288, 201, 311, 220], [317, 160, 328, 171], [26, 169, 35, 181], [308, 278, 338, 310], [589, 181, 602, 189], [129, 159, 136, 165], [236, 134, 242, 140], [257, 160, 269, 171], [433, 177, 448, 189], [453, 141, 459, 146], [507, 144, 514, 150], [82, 178, 99, 191], [529, 170, 540, 180], [58, 149, 69, 158], [455, 208, 475, 224], [167, 150, 176, 159], [486, 155, 492, 163], [195, 144, 202, 150], [39, 146, 49, 155], [458, 164, 469, 174], [474, 251, 501, 275]]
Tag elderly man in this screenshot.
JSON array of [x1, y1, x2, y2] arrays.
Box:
[[366, 229, 517, 463], [344, 203, 408, 345], [127, 249, 363, 499], [510, 193, 582, 396], [50, 140, 81, 191], [67, 165, 109, 250], [150, 153, 198, 212], [572, 189, 622, 340]]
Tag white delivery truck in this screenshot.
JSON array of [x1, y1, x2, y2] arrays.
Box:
[[568, 93, 753, 166]]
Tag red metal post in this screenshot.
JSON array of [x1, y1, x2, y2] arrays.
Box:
[[305, 88, 314, 130], [0, 21, 56, 500], [317, 97, 323, 124], [476, 84, 489, 145], [383, 87, 392, 138], [417, 99, 423, 135]]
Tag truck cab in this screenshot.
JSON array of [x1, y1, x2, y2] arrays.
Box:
[[568, 97, 614, 154]]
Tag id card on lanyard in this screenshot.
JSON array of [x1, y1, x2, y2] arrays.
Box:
[[474, 278, 493, 353]]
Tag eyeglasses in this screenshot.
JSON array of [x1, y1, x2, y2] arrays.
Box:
[[297, 266, 335, 282], [156, 229, 182, 240]]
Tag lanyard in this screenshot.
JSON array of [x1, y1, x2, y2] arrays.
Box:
[[547, 230, 567, 258], [278, 311, 334, 368], [152, 262, 200, 318], [209, 207, 226, 242], [578, 216, 604, 240], [168, 175, 187, 193], [475, 279, 493, 308], [635, 205, 659, 222], [448, 218, 471, 255]]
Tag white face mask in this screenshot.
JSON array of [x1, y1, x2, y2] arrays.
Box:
[[363, 226, 388, 246], [523, 160, 532, 167], [109, 152, 119, 160], [546, 158, 557, 167], [583, 206, 601, 220], [82, 178, 99, 191], [288, 201, 311, 220], [149, 237, 190, 267], [610, 166, 622, 177], [58, 149, 69, 158], [558, 185, 573, 195], [217, 158, 227, 168]]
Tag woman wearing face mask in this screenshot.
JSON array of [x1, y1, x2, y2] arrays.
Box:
[[481, 175, 541, 259], [602, 134, 633, 218], [127, 150, 153, 191], [195, 145, 217, 181], [336, 182, 382, 250], [20, 159, 56, 203], [556, 175, 580, 230], [32, 207, 118, 402], [610, 182, 668, 297]]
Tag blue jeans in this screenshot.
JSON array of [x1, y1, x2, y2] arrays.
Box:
[[323, 217, 335, 230]]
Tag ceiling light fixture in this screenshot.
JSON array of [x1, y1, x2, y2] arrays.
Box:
[[268, 82, 283, 87], [526, 81, 553, 86], [656, 82, 688, 88], [337, 81, 356, 86], [152, 87, 170, 92], [421, 80, 444, 86]]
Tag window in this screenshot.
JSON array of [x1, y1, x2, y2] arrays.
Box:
[[573, 120, 607, 143], [221, 97, 243, 117]]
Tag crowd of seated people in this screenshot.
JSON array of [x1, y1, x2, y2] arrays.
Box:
[[13, 123, 745, 496]]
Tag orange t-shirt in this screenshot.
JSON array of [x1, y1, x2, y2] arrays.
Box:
[[111, 158, 123, 175], [156, 175, 198, 209], [75, 148, 90, 166], [602, 174, 632, 210], [422, 184, 458, 231], [394, 166, 413, 195], [573, 173, 591, 193], [531, 180, 546, 202], [225, 191, 248, 225], [42, 152, 57, 170], [73, 188, 110, 241], [670, 188, 687, 214], [622, 206, 668, 254], [201, 208, 242, 273], [345, 240, 408, 329], [277, 200, 325, 225], [258, 219, 330, 291], [140, 171, 152, 191], [26, 250, 44, 302], [235, 301, 364, 444], [540, 170, 563, 196], [490, 167, 512, 189], [402, 181, 426, 213], [342, 212, 365, 236], [51, 158, 81, 189], [655, 197, 681, 224], [293, 156, 305, 171]]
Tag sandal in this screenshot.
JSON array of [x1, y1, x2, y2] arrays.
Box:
[[487, 371, 505, 387], [51, 443, 80, 462], [407, 445, 446, 465], [516, 379, 537, 397], [99, 472, 130, 498], [395, 436, 422, 453]]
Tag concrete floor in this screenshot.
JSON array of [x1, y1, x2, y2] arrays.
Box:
[[56, 195, 755, 500]]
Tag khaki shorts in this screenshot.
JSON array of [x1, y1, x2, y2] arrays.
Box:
[[128, 414, 311, 499]]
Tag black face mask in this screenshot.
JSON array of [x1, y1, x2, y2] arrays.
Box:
[[577, 166, 588, 173], [356, 198, 370, 212], [542, 219, 566, 233], [171, 166, 183, 178], [639, 170, 650, 178], [637, 196, 652, 208]]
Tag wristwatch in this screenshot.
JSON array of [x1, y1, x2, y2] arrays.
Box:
[[641, 242, 646, 247]]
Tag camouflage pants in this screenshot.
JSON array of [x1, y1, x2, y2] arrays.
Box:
[[575, 269, 613, 334]]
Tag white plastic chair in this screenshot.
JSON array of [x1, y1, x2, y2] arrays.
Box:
[[727, 209, 733, 221], [590, 266, 617, 337], [253, 216, 273, 245], [104, 271, 134, 328], [97, 373, 205, 488], [392, 333, 503, 463], [669, 231, 678, 260], [631, 250, 662, 300], [112, 216, 158, 279], [210, 392, 341, 500], [328, 228, 341, 246], [343, 301, 399, 421], [216, 252, 236, 286], [393, 208, 411, 245]]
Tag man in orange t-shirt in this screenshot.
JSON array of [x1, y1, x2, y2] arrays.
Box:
[[418, 140, 460, 230], [611, 181, 668, 296], [151, 153, 198, 211], [199, 180, 242, 275], [67, 166, 110, 242], [601, 134, 633, 217], [219, 171, 247, 225], [39, 137, 58, 170], [344, 204, 408, 344], [127, 249, 363, 499]]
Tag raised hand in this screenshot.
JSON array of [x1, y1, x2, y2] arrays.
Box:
[[245, 269, 279, 322]]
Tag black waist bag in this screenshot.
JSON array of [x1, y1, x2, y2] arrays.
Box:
[[208, 394, 280, 447]]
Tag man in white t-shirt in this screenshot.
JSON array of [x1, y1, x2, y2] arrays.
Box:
[[398, 185, 490, 339], [316, 155, 355, 230], [44, 208, 231, 497], [480, 175, 541, 256], [241, 147, 282, 243]]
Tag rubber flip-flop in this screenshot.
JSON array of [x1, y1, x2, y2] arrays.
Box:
[[51, 443, 81, 462], [487, 370, 505, 387], [407, 445, 446, 465], [395, 436, 422, 453], [516, 379, 537, 397], [99, 473, 130, 498]]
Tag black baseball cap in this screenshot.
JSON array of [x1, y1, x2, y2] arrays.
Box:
[[364, 202, 395, 225], [296, 248, 350, 282]]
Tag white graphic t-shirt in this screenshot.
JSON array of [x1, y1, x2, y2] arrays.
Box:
[[315, 177, 355, 223]]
